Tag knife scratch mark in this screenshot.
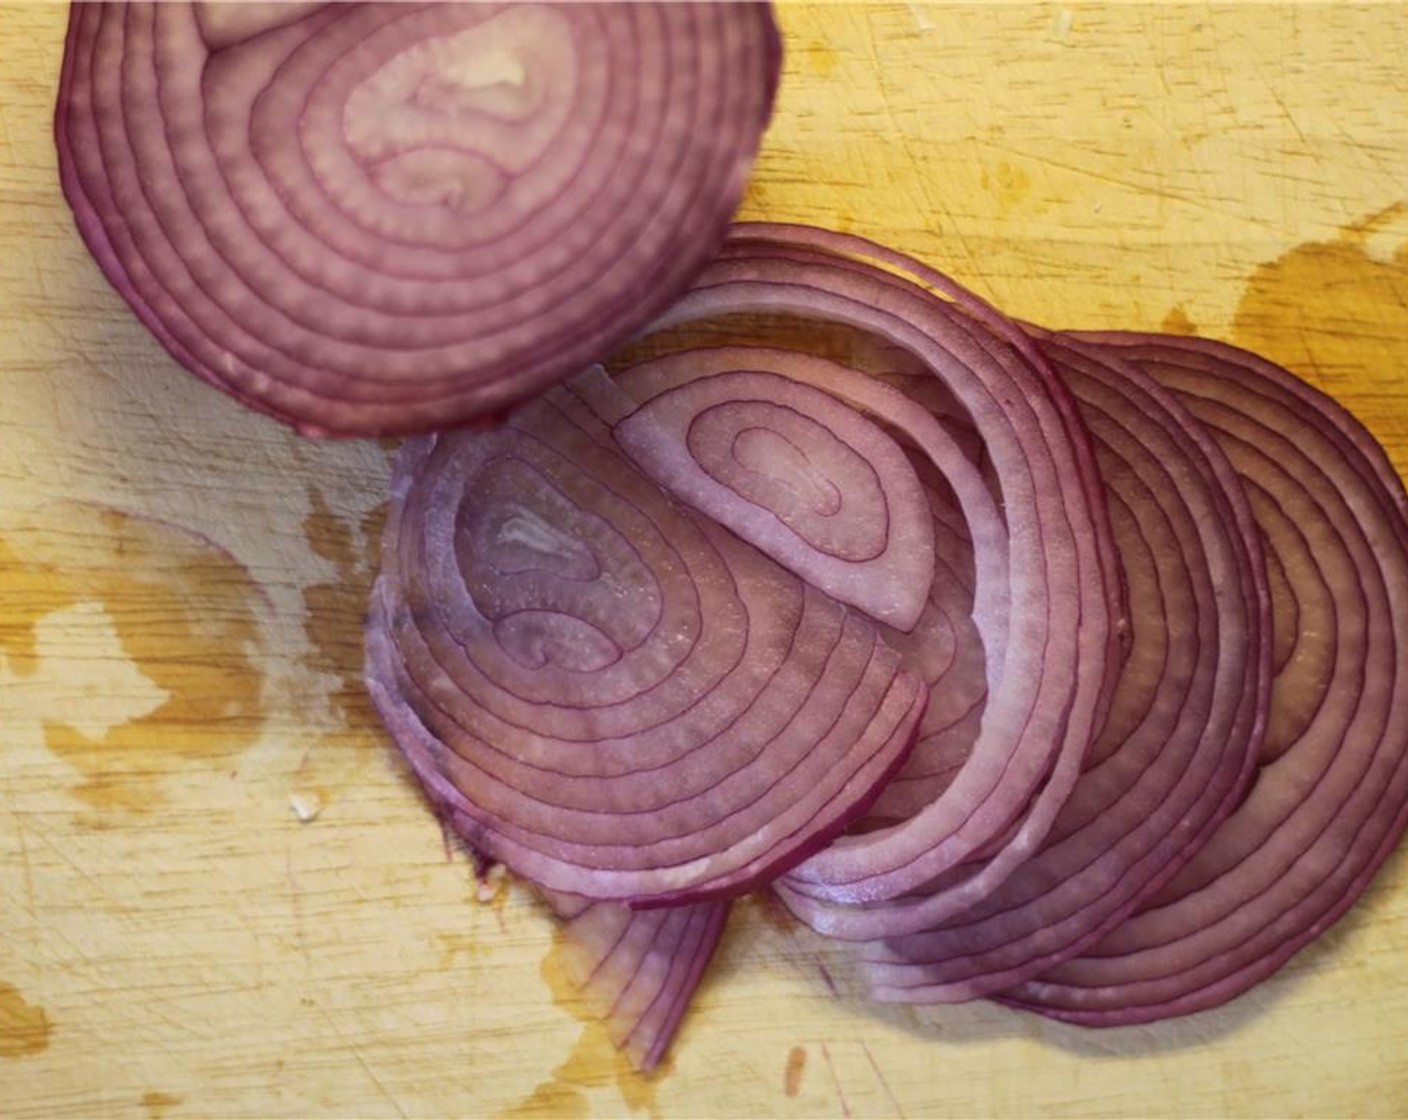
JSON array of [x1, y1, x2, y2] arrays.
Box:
[[8, 817, 104, 966], [1256, 68, 1312, 156], [319, 1006, 409, 1119], [26, 822, 106, 896], [819, 1042, 853, 1119], [860, 1039, 905, 1118], [15, 816, 37, 917], [972, 137, 1286, 234], [286, 848, 310, 965]]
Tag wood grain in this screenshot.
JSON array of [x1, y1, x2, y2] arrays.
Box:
[[3, 4, 1408, 1117]]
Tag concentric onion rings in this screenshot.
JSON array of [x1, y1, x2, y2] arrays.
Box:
[[1003, 332, 1408, 1025], [366, 373, 926, 904], [860, 330, 1270, 1002], [56, 2, 780, 435]]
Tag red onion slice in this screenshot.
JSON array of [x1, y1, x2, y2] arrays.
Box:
[[365, 375, 925, 904], [652, 226, 1117, 929], [539, 889, 729, 1071], [861, 332, 1270, 1001], [55, 2, 780, 436], [1004, 332, 1408, 1025], [605, 327, 993, 832], [614, 363, 937, 631], [857, 458, 989, 828]]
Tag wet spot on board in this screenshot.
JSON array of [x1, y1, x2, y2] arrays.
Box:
[[1160, 304, 1198, 336], [784, 1044, 807, 1097], [0, 981, 51, 1059], [498, 1080, 588, 1120], [291, 486, 389, 803], [436, 931, 494, 969], [1232, 202, 1408, 414], [981, 160, 1032, 215], [140, 1091, 183, 1119], [801, 41, 838, 79], [302, 487, 382, 732], [0, 502, 267, 815], [497, 925, 674, 1119]]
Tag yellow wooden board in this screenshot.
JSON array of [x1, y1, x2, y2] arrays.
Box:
[[4, 4, 1408, 1116]]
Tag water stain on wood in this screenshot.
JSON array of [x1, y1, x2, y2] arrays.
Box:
[[435, 931, 494, 969], [982, 160, 1032, 215], [302, 487, 382, 732], [496, 926, 674, 1119], [293, 487, 388, 800], [801, 41, 838, 79], [1232, 202, 1408, 417], [784, 1044, 807, 1097], [140, 1091, 183, 1119], [0, 502, 266, 813], [1160, 304, 1198, 336], [497, 1079, 588, 1120], [0, 980, 51, 1059]]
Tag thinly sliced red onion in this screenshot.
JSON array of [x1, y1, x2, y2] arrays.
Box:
[[365, 375, 925, 904], [856, 457, 989, 829], [352, 213, 1408, 1046], [55, 2, 780, 436], [539, 888, 729, 1071], [653, 226, 1117, 930], [861, 332, 1270, 1001], [604, 319, 993, 832], [1004, 332, 1408, 1025], [614, 363, 937, 631]]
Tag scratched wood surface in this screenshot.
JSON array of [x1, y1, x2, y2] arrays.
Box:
[[4, 3, 1408, 1117]]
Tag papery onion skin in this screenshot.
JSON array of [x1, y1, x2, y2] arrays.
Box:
[[1003, 332, 1408, 1026], [55, 2, 781, 437]]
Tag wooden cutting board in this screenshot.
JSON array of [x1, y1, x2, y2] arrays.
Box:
[[4, 4, 1408, 1116]]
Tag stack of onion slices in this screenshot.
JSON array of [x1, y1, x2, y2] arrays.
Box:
[[55, 2, 780, 436], [368, 224, 1408, 1065]]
